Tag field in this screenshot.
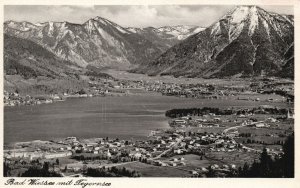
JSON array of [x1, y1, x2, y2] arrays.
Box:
[[205, 151, 260, 167], [105, 70, 253, 86], [118, 161, 191, 177], [161, 154, 214, 171]]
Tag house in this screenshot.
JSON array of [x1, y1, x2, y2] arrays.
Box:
[[230, 164, 237, 169], [174, 149, 183, 154], [106, 150, 111, 157], [255, 122, 266, 128], [287, 110, 294, 119], [190, 170, 198, 175], [211, 164, 219, 169], [134, 153, 142, 159], [201, 167, 208, 172], [214, 118, 221, 122], [174, 119, 187, 125], [223, 165, 229, 169], [170, 162, 177, 167], [267, 117, 278, 123], [194, 143, 201, 147]]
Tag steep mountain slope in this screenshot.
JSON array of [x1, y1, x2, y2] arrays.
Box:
[[136, 6, 294, 78], [4, 17, 163, 69], [4, 34, 89, 95], [4, 34, 79, 79], [127, 25, 205, 51], [276, 43, 294, 79]]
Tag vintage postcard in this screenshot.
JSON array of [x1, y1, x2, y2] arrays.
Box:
[[0, 0, 298, 187]]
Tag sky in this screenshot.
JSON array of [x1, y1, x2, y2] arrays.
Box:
[[4, 5, 294, 28]]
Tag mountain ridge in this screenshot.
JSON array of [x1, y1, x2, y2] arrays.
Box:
[[126, 25, 206, 51], [4, 17, 163, 69], [134, 5, 294, 79]]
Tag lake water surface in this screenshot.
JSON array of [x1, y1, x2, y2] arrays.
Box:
[[4, 91, 288, 144]]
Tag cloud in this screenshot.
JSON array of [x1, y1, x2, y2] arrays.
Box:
[[91, 5, 235, 27], [4, 5, 293, 28]]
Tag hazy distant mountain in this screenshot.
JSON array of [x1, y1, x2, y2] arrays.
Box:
[[135, 6, 294, 78], [4, 17, 163, 69], [127, 25, 205, 51]]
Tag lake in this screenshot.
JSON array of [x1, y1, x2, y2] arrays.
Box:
[[4, 91, 290, 144]]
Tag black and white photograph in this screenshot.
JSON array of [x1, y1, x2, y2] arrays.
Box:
[[1, 0, 297, 184]]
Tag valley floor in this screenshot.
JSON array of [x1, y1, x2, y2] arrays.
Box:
[[3, 70, 294, 177]]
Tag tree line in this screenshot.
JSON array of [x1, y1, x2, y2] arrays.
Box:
[[85, 166, 141, 177], [165, 107, 288, 118]]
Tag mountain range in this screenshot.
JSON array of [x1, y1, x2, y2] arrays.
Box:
[[4, 19, 204, 70], [127, 25, 205, 51], [4, 17, 165, 70], [134, 6, 294, 78], [4, 5, 294, 94]]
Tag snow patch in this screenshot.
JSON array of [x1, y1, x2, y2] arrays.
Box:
[[35, 23, 45, 27], [210, 22, 221, 35], [96, 27, 119, 47], [127, 28, 137, 33], [193, 27, 206, 33], [262, 19, 270, 39], [248, 7, 259, 36], [230, 6, 250, 24], [48, 21, 54, 36], [98, 19, 107, 26], [85, 20, 95, 35], [115, 26, 129, 34]]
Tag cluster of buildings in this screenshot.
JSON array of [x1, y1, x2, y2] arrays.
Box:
[[3, 91, 61, 106], [144, 82, 241, 99], [4, 119, 288, 177]]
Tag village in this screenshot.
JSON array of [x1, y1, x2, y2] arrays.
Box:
[[4, 76, 294, 107], [4, 74, 294, 177], [4, 103, 293, 177]]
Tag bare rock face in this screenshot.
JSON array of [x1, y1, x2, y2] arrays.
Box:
[[136, 6, 294, 78]]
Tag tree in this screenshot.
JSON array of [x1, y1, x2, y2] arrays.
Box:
[[21, 166, 62, 177], [79, 89, 86, 95], [236, 133, 294, 178], [64, 165, 67, 172], [259, 148, 272, 177], [282, 133, 294, 177], [3, 162, 10, 177], [56, 159, 60, 165], [43, 162, 49, 171]]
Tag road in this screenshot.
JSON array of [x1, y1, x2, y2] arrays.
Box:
[[222, 124, 247, 134], [98, 161, 138, 168], [222, 123, 263, 153], [153, 138, 183, 160]]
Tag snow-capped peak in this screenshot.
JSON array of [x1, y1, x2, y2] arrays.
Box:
[[209, 5, 293, 42]]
